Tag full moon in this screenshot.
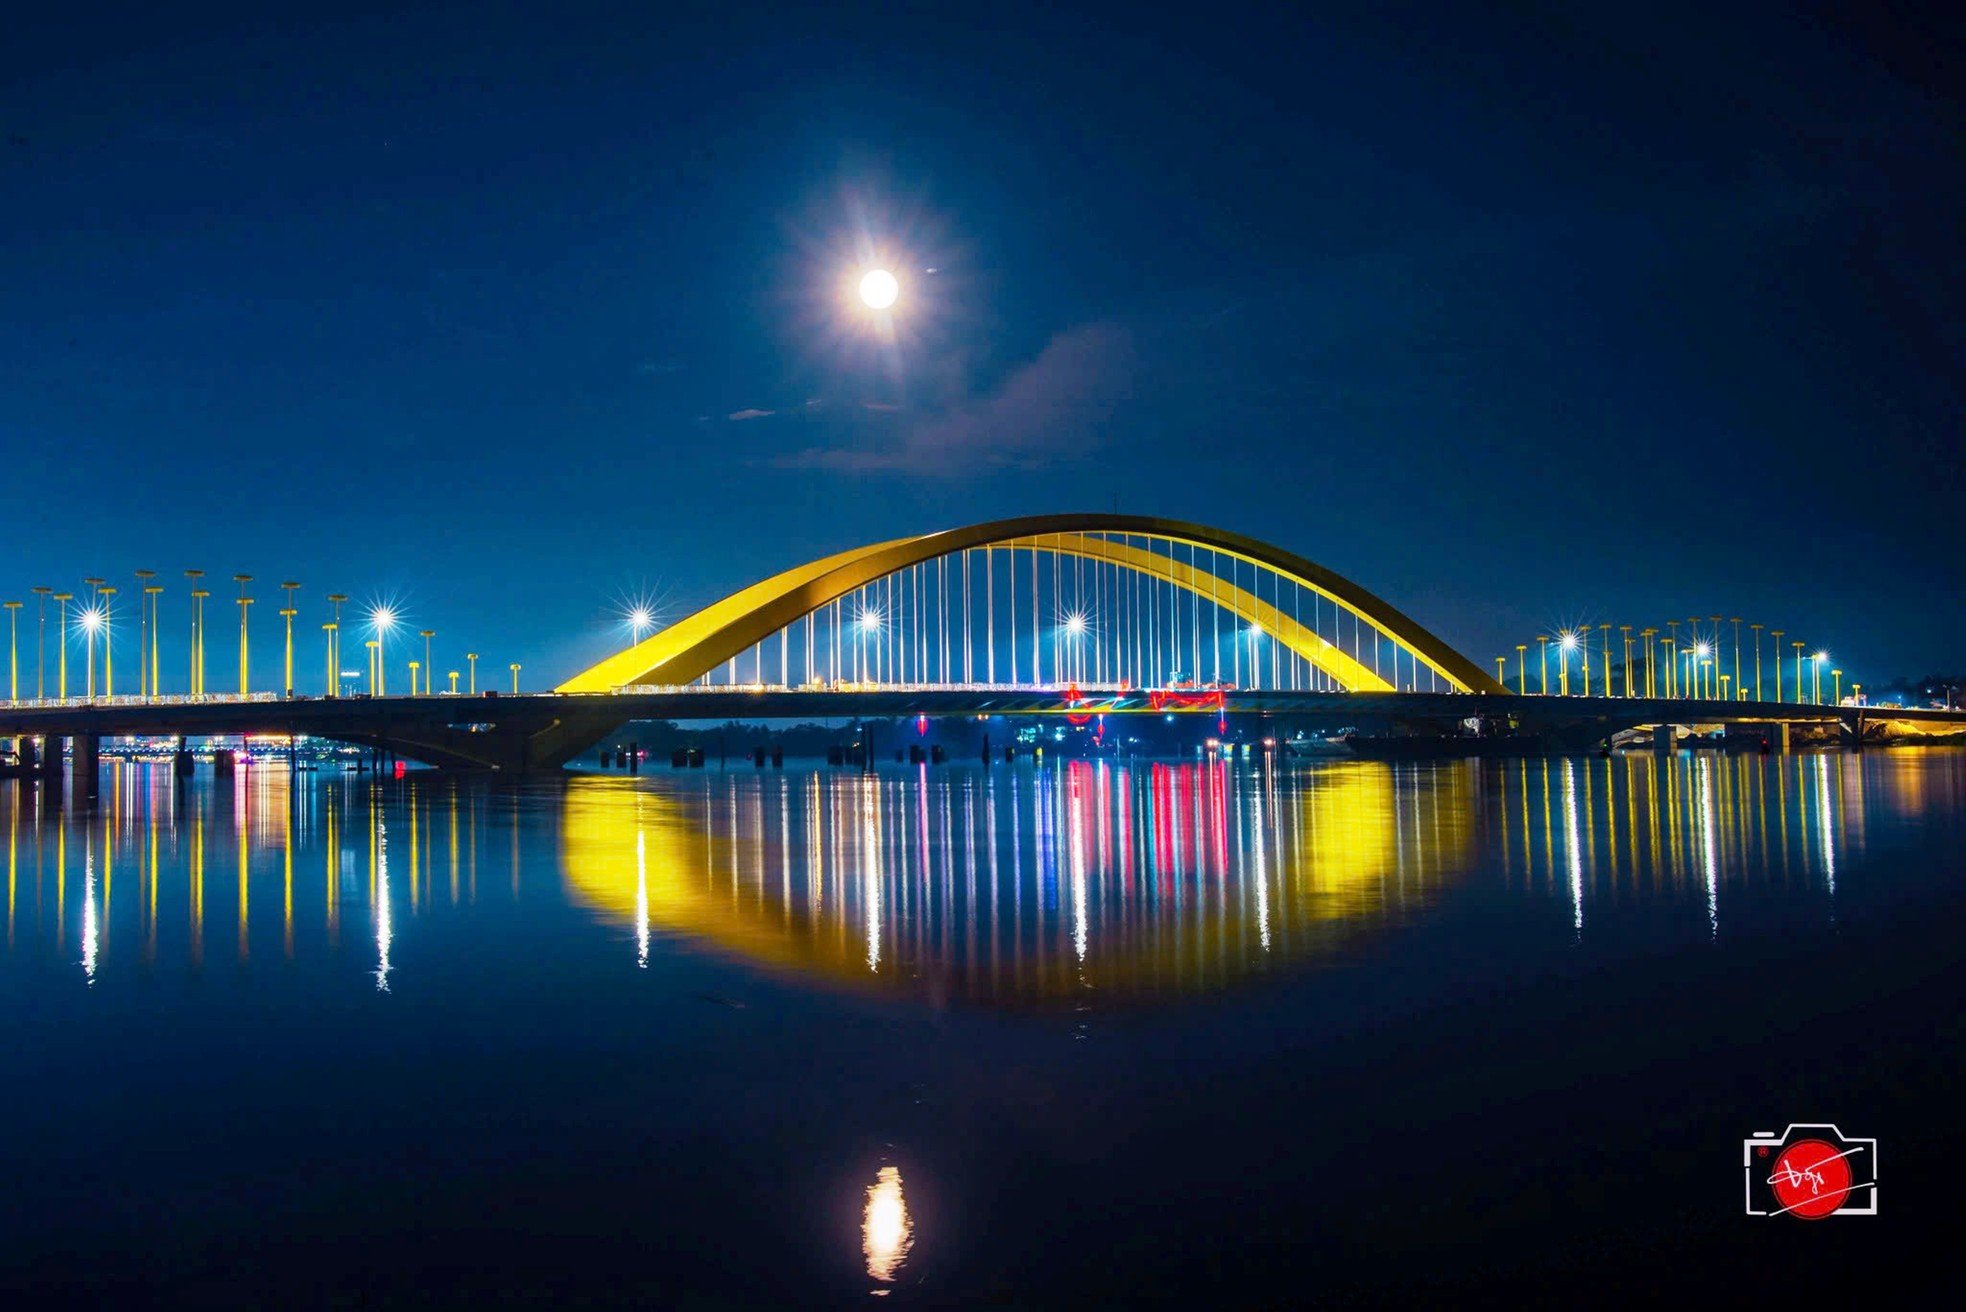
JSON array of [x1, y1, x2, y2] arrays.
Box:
[[859, 268, 899, 309]]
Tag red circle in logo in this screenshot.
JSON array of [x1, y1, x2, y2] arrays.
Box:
[[1768, 1139, 1853, 1219]]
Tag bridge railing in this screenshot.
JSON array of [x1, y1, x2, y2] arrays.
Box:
[[2, 692, 286, 710], [602, 681, 1253, 697]]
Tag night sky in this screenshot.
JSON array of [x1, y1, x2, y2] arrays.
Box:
[[3, 2, 1960, 687]]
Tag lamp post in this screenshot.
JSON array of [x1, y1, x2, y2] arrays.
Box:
[[186, 570, 206, 696], [467, 652, 478, 695], [1598, 624, 1612, 696], [234, 575, 253, 697], [1536, 635, 1549, 695], [280, 582, 300, 697], [1792, 641, 1804, 708], [1751, 623, 1764, 701], [31, 586, 51, 700], [145, 581, 163, 698], [81, 605, 100, 700], [1852, 682, 1862, 706], [325, 595, 348, 696], [364, 640, 378, 695], [509, 663, 521, 694], [133, 570, 155, 697], [1832, 668, 1843, 705], [409, 660, 421, 698], [53, 593, 72, 699], [1495, 656, 1506, 687], [98, 587, 117, 696], [1639, 628, 1656, 698], [1813, 652, 1827, 705], [1771, 631, 1784, 702], [370, 608, 395, 696], [1730, 618, 1742, 700], [447, 670, 459, 695], [1515, 644, 1527, 695], [1665, 621, 1679, 697], [1558, 632, 1576, 696], [419, 631, 435, 695], [3, 600, 20, 702]]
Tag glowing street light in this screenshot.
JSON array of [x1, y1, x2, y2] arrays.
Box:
[[447, 670, 459, 696], [509, 662, 521, 694], [1832, 667, 1843, 705], [1558, 631, 1578, 697], [467, 652, 479, 695], [1695, 643, 1712, 701], [79, 605, 103, 700], [370, 606, 396, 696], [628, 607, 654, 641], [1813, 651, 1828, 705], [1515, 643, 1527, 695]]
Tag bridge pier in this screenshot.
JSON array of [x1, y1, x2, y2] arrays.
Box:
[[70, 733, 100, 798]]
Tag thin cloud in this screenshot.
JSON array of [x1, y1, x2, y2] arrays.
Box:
[[727, 407, 776, 421], [772, 322, 1135, 475]]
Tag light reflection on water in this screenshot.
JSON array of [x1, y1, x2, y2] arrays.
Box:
[[0, 751, 1926, 1006]]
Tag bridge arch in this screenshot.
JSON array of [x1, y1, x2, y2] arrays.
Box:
[[557, 514, 1504, 695]]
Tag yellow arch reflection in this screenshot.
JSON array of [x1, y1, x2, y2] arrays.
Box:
[[558, 762, 1477, 1006]]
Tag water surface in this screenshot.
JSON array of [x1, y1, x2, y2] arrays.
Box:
[[3, 753, 1960, 1302]]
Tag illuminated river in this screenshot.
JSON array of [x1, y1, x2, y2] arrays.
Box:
[[2, 752, 1958, 1301]]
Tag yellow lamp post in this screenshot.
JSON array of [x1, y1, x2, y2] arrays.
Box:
[[31, 586, 51, 700], [1771, 630, 1784, 702], [467, 653, 478, 695], [280, 582, 300, 697], [1494, 656, 1506, 686], [3, 600, 20, 702], [1598, 623, 1612, 696], [509, 663, 521, 694], [186, 570, 207, 695], [1852, 682, 1862, 706], [145, 582, 164, 698], [447, 670, 459, 695], [98, 587, 117, 696], [370, 607, 395, 696], [1619, 626, 1633, 697], [325, 594, 348, 696], [1812, 652, 1827, 705], [364, 640, 379, 695], [1750, 623, 1764, 701], [409, 660, 421, 697], [81, 604, 100, 700], [234, 575, 254, 696], [419, 631, 435, 695], [1729, 617, 1742, 699], [1792, 641, 1805, 707], [1536, 636, 1549, 695], [1558, 632, 1576, 696], [53, 592, 72, 699], [1832, 668, 1843, 705], [133, 570, 155, 697], [1639, 628, 1656, 698], [1665, 622, 1679, 697]]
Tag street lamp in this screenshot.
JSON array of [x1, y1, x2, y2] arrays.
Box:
[[628, 607, 654, 642], [447, 670, 459, 695], [409, 660, 421, 697], [1832, 668, 1843, 705], [1558, 631, 1577, 697], [1750, 623, 1764, 701], [1771, 630, 1785, 702], [370, 606, 396, 696], [1694, 643, 1712, 700], [235, 574, 254, 697], [280, 582, 301, 697], [98, 587, 117, 696], [31, 586, 51, 700], [186, 570, 207, 695], [1598, 623, 1612, 697], [133, 570, 155, 697], [509, 662, 521, 694], [143, 579, 164, 699], [2, 600, 20, 703], [80, 605, 102, 700], [1536, 635, 1549, 695], [419, 631, 435, 696], [466, 652, 478, 695], [325, 594, 348, 696], [364, 640, 379, 695], [1640, 628, 1657, 698], [53, 592, 72, 699], [1792, 641, 1805, 708], [1813, 651, 1828, 705], [1515, 644, 1527, 695]]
